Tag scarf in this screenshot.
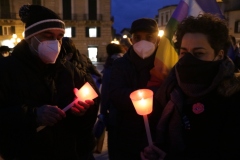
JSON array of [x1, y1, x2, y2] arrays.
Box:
[[155, 55, 235, 156], [175, 54, 235, 98]]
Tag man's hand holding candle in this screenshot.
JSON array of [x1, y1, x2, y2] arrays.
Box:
[[70, 87, 95, 116], [140, 145, 166, 160], [36, 105, 66, 126], [36, 82, 98, 132]]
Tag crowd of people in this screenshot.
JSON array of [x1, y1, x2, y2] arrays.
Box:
[[0, 3, 240, 160]]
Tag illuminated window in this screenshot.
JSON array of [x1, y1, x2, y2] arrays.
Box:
[[88, 46, 98, 62], [64, 27, 76, 37], [89, 27, 97, 37], [86, 27, 100, 38]]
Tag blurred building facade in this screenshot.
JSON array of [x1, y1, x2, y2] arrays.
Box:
[[156, 0, 240, 42], [0, 0, 114, 62]]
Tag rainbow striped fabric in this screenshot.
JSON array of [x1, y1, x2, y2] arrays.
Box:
[[147, 0, 224, 87]]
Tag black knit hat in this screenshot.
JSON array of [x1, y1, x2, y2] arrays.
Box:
[[130, 18, 159, 34], [19, 5, 65, 39], [0, 46, 11, 52]]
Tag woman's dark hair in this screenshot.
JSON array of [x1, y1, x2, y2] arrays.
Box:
[[60, 37, 79, 62], [175, 13, 230, 56], [62, 37, 77, 54], [106, 43, 125, 56]]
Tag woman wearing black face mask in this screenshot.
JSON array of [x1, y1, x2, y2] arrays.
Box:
[[141, 13, 240, 160]]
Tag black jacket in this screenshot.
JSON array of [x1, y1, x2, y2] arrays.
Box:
[[154, 61, 240, 160], [0, 40, 99, 160], [109, 46, 162, 159]]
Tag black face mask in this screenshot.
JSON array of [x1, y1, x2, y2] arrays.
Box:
[[175, 53, 222, 85]]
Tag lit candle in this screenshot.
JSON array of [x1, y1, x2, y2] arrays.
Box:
[[130, 89, 153, 145], [62, 82, 98, 112], [37, 82, 98, 132]]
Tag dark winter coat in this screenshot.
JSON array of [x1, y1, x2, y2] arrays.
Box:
[[0, 40, 99, 160], [154, 60, 240, 160], [109, 46, 162, 160], [100, 53, 124, 124]]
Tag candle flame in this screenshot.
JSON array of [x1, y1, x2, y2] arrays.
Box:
[[138, 91, 143, 98], [75, 82, 98, 101], [140, 98, 146, 105], [82, 87, 90, 95]]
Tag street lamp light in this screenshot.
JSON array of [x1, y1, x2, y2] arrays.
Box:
[[122, 34, 128, 39], [1, 34, 22, 49], [158, 30, 164, 37], [11, 34, 21, 46], [111, 38, 119, 44]]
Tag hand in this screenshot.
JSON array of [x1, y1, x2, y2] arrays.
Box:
[[70, 99, 94, 116], [70, 88, 95, 116], [141, 145, 166, 160], [36, 105, 66, 126]]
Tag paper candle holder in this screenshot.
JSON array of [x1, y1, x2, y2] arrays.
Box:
[[130, 89, 153, 146], [75, 82, 98, 102], [130, 89, 153, 115]]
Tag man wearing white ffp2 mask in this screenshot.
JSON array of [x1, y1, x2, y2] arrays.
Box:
[[130, 18, 159, 60], [0, 4, 98, 160], [108, 18, 161, 160]]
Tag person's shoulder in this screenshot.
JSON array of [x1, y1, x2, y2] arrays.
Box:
[[111, 56, 130, 70], [0, 56, 15, 67], [0, 56, 17, 76], [113, 53, 129, 64]]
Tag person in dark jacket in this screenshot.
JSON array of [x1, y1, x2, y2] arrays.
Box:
[[0, 45, 11, 58], [60, 37, 101, 160], [141, 13, 240, 160], [97, 43, 126, 159], [0, 4, 99, 160], [61, 37, 102, 88], [108, 18, 162, 160], [229, 35, 240, 71]]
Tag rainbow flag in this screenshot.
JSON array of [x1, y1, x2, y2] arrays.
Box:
[[147, 0, 224, 87]]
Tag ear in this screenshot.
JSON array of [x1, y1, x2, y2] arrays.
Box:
[[130, 38, 133, 44], [217, 50, 224, 60]]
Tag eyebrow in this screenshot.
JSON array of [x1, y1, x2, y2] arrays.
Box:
[[180, 47, 206, 51], [41, 31, 52, 34], [41, 31, 64, 37]]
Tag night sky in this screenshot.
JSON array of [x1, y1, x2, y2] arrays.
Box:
[[111, 0, 180, 34]]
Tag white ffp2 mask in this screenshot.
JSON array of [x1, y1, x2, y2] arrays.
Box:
[[133, 40, 155, 59], [34, 36, 61, 64]]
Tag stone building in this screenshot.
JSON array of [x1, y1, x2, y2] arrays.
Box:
[[156, 0, 240, 42], [0, 0, 113, 62]]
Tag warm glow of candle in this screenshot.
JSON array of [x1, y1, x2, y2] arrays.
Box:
[[62, 82, 98, 112], [130, 89, 154, 145], [75, 82, 98, 102], [130, 89, 153, 115], [37, 82, 98, 132]]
